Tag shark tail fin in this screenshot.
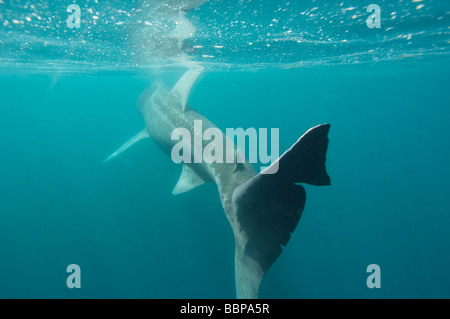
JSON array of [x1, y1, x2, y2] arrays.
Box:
[[102, 129, 150, 164], [232, 124, 331, 298]]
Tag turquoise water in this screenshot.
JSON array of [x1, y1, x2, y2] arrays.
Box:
[[1, 1, 450, 298]]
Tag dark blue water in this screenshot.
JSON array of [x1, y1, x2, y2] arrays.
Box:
[[1, 0, 450, 298]]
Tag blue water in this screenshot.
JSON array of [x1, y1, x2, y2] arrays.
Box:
[[1, 0, 450, 298]]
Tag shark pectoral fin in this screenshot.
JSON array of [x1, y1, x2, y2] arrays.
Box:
[[172, 164, 206, 195], [102, 129, 150, 164], [170, 66, 204, 112], [232, 124, 331, 298]]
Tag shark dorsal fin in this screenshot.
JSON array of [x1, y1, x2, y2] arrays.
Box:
[[172, 164, 206, 194], [233, 146, 245, 173], [102, 129, 149, 164], [171, 67, 204, 112]]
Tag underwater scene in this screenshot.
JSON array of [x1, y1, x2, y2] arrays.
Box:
[[0, 0, 449, 299]]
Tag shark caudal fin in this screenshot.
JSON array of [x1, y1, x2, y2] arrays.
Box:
[[232, 124, 331, 298], [102, 129, 150, 164]]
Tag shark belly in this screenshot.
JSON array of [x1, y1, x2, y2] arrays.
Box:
[[144, 92, 230, 183], [143, 88, 256, 218]]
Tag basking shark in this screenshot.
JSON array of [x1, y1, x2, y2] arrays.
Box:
[[131, 0, 209, 63], [104, 67, 331, 298]]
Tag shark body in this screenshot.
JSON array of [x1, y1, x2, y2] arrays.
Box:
[[104, 68, 331, 298]]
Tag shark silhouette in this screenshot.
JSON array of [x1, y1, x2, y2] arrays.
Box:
[[104, 67, 331, 298]]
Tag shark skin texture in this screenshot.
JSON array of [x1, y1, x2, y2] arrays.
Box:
[[104, 67, 331, 298]]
